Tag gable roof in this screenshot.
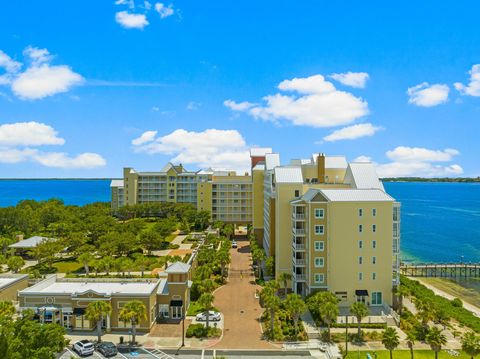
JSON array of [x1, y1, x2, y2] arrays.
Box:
[[110, 179, 124, 188], [344, 162, 384, 191], [274, 166, 303, 183], [320, 189, 394, 202], [9, 236, 56, 249], [165, 261, 191, 274]]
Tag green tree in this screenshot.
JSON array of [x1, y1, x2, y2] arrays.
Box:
[[199, 279, 215, 294], [133, 254, 149, 277], [406, 330, 416, 359], [216, 250, 230, 277], [6, 256, 24, 273], [382, 327, 400, 359], [261, 280, 280, 339], [350, 301, 368, 340], [284, 293, 307, 339], [278, 272, 292, 297], [308, 291, 339, 342], [320, 301, 338, 342], [0, 301, 15, 319], [462, 332, 480, 359], [393, 285, 409, 315], [198, 293, 215, 329], [265, 256, 275, 277], [139, 230, 162, 255], [77, 252, 93, 275], [222, 224, 234, 240], [0, 237, 14, 256], [85, 301, 112, 342], [30, 239, 63, 269], [425, 327, 447, 359], [119, 300, 147, 345], [99, 256, 115, 275]]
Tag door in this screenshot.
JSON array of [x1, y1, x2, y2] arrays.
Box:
[[171, 306, 182, 319]]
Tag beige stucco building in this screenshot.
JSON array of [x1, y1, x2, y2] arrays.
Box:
[[112, 149, 400, 308], [0, 274, 29, 302]]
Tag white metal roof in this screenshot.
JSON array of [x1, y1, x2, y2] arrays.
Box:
[[344, 162, 385, 191], [320, 189, 394, 202], [110, 179, 124, 187], [9, 236, 56, 249], [265, 153, 280, 170], [253, 163, 265, 171], [250, 147, 273, 157], [165, 261, 191, 274], [311, 154, 348, 169], [20, 279, 159, 296], [274, 166, 303, 183], [0, 274, 28, 290]]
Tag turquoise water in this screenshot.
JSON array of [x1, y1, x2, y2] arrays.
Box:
[[0, 180, 479, 263]]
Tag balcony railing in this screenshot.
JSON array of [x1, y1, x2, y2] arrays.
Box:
[[292, 228, 306, 236], [292, 213, 306, 220], [292, 258, 306, 266], [293, 273, 307, 281], [292, 242, 306, 251]]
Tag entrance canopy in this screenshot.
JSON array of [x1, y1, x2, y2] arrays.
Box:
[[170, 300, 183, 307], [355, 289, 369, 296]]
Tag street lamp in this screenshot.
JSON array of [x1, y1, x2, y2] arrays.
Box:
[[181, 313, 185, 347]]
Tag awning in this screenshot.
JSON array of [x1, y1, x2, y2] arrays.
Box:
[[73, 308, 86, 315], [355, 290, 369, 296], [170, 300, 183, 307]]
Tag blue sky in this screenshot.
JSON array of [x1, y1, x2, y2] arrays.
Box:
[[1, 0, 480, 178]]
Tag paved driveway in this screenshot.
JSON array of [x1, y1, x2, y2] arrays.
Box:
[[213, 238, 276, 349]]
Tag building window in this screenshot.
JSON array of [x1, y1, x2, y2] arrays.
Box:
[[372, 224, 377, 233], [359, 256, 363, 265], [314, 241, 325, 251], [359, 240, 363, 249], [314, 257, 325, 268], [372, 256, 376, 264], [372, 291, 383, 305], [358, 272, 363, 281], [314, 225, 324, 235], [359, 208, 363, 217], [373, 240, 376, 249], [294, 190, 300, 197], [372, 272, 377, 280], [372, 208, 377, 216], [315, 208, 324, 219], [314, 273, 325, 284]]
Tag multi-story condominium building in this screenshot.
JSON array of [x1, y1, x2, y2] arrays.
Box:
[[112, 148, 400, 308]]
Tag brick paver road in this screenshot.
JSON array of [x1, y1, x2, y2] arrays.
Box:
[[213, 238, 276, 349]]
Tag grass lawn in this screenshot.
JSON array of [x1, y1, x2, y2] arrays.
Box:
[[53, 259, 83, 273], [345, 350, 469, 359], [420, 277, 480, 308]]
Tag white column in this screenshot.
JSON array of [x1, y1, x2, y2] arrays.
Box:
[[106, 313, 111, 332]]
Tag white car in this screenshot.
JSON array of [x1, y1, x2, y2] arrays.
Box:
[[73, 340, 95, 356], [231, 241, 238, 248], [196, 310, 221, 322]]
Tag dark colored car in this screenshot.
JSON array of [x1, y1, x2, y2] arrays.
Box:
[[96, 341, 118, 357]]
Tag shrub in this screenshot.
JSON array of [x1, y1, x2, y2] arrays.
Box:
[[452, 298, 463, 308], [185, 323, 221, 338]]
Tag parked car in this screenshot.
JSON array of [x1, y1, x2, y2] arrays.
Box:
[[231, 240, 237, 248], [73, 340, 95, 356], [196, 310, 221, 322], [96, 341, 118, 357]]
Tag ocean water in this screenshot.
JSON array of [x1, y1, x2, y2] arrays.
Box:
[[0, 179, 479, 264]]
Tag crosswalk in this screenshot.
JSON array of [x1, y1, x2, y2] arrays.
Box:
[[144, 347, 175, 359]]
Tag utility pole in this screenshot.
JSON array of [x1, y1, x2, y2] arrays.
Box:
[[345, 314, 348, 356], [181, 314, 185, 347]]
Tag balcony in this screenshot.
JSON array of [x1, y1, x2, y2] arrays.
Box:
[[292, 242, 306, 251], [292, 228, 306, 236], [293, 273, 306, 282], [292, 213, 306, 220], [292, 257, 306, 266]]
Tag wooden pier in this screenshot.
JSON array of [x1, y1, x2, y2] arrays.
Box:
[[400, 263, 480, 278]]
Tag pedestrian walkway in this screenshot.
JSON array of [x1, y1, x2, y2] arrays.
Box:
[[301, 310, 320, 339]]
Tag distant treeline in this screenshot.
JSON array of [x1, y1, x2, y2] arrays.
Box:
[[382, 177, 480, 183]]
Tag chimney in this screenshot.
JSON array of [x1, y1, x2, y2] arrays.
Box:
[[317, 153, 325, 183]]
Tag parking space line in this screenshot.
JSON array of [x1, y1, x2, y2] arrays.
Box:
[[213, 349, 216, 358], [65, 348, 80, 358], [201, 349, 205, 359], [117, 350, 129, 359], [93, 351, 104, 358]]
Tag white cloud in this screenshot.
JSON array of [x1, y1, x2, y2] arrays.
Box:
[[0, 121, 106, 169], [23, 46, 52, 65], [131, 130, 158, 145], [33, 152, 106, 169], [455, 64, 480, 97], [151, 106, 160, 111], [115, 0, 135, 8], [323, 123, 382, 142], [115, 11, 149, 29], [329, 72, 369, 88], [385, 146, 459, 162], [0, 47, 84, 100], [186, 101, 200, 110], [0, 121, 65, 146], [11, 64, 84, 100], [132, 128, 251, 172], [0, 50, 21, 73], [154, 3, 174, 18], [225, 74, 369, 128], [144, 1, 152, 10], [407, 82, 449, 107], [363, 146, 463, 178], [353, 155, 372, 163]]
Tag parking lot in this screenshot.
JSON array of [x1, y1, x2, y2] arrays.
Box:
[[59, 346, 175, 359]]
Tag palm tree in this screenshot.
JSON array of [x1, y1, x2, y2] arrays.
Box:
[[462, 332, 480, 359], [382, 327, 400, 359], [426, 327, 447, 359], [350, 301, 368, 340], [278, 272, 292, 297], [85, 301, 112, 342], [199, 278, 215, 294], [99, 256, 115, 275], [216, 250, 230, 277], [119, 300, 147, 345], [284, 294, 307, 339], [414, 298, 434, 333], [134, 255, 149, 277], [393, 285, 409, 315], [0, 301, 15, 318], [260, 280, 280, 340], [406, 330, 416, 359], [198, 293, 215, 329], [78, 252, 93, 275], [320, 300, 339, 342]]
